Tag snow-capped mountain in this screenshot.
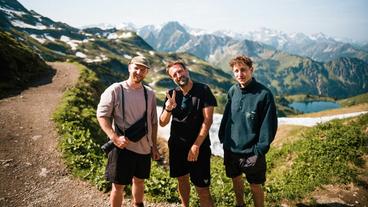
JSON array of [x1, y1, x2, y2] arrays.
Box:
[[135, 22, 368, 63], [0, 0, 81, 35], [78, 20, 368, 63], [242, 28, 368, 62], [1, 0, 367, 99]]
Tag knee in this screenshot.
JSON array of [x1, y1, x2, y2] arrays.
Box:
[[232, 175, 244, 186], [250, 184, 262, 192], [232, 175, 242, 182], [196, 186, 210, 196], [112, 183, 124, 192], [133, 177, 144, 185], [177, 174, 190, 183]]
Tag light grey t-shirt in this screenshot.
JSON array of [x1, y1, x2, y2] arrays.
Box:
[[96, 81, 157, 155]]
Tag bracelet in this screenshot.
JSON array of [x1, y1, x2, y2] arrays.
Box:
[[165, 108, 173, 112]]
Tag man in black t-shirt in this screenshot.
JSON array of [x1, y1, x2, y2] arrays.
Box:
[[159, 60, 217, 207]]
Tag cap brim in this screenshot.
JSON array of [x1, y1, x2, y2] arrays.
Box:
[[135, 63, 150, 69]]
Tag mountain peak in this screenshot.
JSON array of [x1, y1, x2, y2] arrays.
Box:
[[161, 21, 187, 33]]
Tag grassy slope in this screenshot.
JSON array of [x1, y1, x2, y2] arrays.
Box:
[[266, 114, 368, 205], [0, 30, 51, 98], [338, 93, 368, 107]]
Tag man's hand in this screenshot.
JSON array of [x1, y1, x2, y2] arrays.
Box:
[[187, 145, 200, 162], [239, 155, 258, 168], [151, 145, 161, 161], [165, 90, 177, 111], [113, 135, 130, 149]]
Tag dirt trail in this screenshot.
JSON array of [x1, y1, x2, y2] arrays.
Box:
[[0, 62, 110, 207]]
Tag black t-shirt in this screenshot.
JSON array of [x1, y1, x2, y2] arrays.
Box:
[[163, 82, 217, 146]]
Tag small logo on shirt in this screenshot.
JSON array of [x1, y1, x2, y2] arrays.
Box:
[[246, 111, 256, 120]]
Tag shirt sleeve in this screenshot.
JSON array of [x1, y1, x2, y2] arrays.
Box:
[[96, 85, 116, 118], [253, 92, 278, 156], [202, 84, 217, 107], [218, 92, 231, 143]]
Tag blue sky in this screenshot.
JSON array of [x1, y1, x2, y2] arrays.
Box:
[[18, 0, 368, 42]]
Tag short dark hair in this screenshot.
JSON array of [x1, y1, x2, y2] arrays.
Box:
[[166, 60, 187, 74], [229, 55, 253, 68]]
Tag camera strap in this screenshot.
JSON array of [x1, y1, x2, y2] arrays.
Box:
[[116, 83, 148, 138]]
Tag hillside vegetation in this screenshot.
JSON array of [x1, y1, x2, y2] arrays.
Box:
[[0, 30, 51, 98], [338, 93, 368, 107]]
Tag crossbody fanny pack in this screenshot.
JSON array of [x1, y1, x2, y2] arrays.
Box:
[[101, 84, 148, 154]]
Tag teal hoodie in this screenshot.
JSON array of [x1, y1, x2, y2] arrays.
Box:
[[218, 78, 278, 156]]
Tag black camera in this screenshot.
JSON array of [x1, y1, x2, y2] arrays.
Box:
[[101, 140, 115, 154]]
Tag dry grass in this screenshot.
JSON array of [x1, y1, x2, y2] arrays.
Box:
[[272, 125, 307, 148], [157, 136, 170, 163]]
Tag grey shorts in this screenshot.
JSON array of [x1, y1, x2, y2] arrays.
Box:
[[105, 148, 151, 185], [223, 149, 266, 184]]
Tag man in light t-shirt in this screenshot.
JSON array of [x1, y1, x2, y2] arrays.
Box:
[[97, 56, 160, 207]]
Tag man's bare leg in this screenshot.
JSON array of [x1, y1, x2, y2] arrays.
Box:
[[177, 174, 190, 207], [110, 183, 124, 207], [196, 186, 214, 207], [250, 183, 264, 207], [232, 175, 244, 207], [132, 177, 145, 206]]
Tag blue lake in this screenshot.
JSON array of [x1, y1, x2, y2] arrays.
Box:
[[289, 101, 341, 113]]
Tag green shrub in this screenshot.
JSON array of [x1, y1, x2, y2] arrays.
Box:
[[53, 62, 109, 190]]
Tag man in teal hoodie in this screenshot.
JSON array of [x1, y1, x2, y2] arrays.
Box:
[[219, 55, 278, 207]]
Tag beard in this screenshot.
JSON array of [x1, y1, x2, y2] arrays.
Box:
[[132, 74, 144, 83], [176, 76, 189, 87]]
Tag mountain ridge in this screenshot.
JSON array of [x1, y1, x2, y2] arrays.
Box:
[[1, 0, 367, 100]]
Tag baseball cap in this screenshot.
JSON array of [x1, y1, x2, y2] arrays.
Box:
[[129, 56, 151, 69]]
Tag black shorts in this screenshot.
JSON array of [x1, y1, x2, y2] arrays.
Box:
[[105, 148, 151, 185], [223, 149, 266, 184], [169, 140, 211, 187]]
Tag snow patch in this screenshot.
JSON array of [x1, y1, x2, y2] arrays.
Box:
[[278, 111, 368, 127], [11, 20, 48, 30], [124, 54, 132, 59], [60, 35, 81, 50], [107, 32, 133, 39], [84, 54, 109, 63], [323, 46, 336, 53], [44, 34, 55, 41], [0, 6, 26, 17], [30, 34, 46, 44], [75, 52, 87, 58]]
